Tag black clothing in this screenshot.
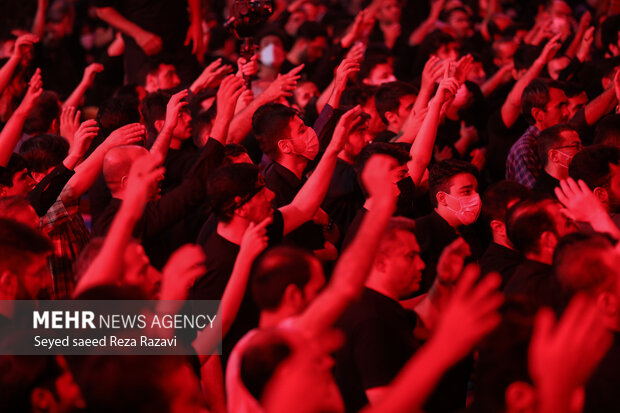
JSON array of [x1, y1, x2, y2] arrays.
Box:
[[372, 130, 397, 143], [503, 259, 561, 311], [27, 164, 74, 216], [161, 145, 199, 195], [532, 171, 560, 197], [322, 159, 364, 239], [263, 161, 325, 251], [480, 242, 524, 289], [415, 211, 483, 294], [486, 109, 528, 182], [584, 332, 620, 413], [341, 207, 367, 251]]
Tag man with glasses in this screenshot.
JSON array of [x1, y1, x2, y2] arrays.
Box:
[[534, 124, 582, 196]]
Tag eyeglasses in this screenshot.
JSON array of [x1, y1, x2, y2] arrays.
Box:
[[553, 142, 583, 151]]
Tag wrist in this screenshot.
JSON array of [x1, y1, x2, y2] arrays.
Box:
[[63, 153, 82, 170]]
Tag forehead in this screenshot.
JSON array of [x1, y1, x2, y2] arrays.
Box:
[[548, 88, 567, 102], [448, 173, 477, 191], [158, 64, 176, 75], [392, 229, 420, 252], [558, 130, 580, 143], [261, 35, 283, 48]]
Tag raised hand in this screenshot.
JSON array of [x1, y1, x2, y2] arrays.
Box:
[[537, 33, 563, 64], [529, 295, 611, 413], [70, 119, 99, 158], [329, 105, 363, 154], [436, 238, 471, 285], [453, 54, 474, 84], [554, 178, 606, 223], [239, 216, 272, 262], [262, 64, 304, 102], [18, 68, 43, 113], [431, 265, 503, 366], [123, 152, 165, 217], [216, 75, 246, 121], [160, 244, 206, 300], [577, 26, 594, 62], [135, 30, 163, 55], [236, 55, 260, 78], [192, 58, 234, 92], [185, 20, 206, 64], [361, 153, 400, 202], [435, 64, 460, 103], [164, 89, 189, 130], [334, 56, 360, 88], [105, 123, 146, 147], [59, 106, 81, 143], [81, 63, 104, 88], [13, 33, 39, 60], [421, 55, 444, 90]]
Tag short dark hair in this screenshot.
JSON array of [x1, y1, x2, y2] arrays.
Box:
[[513, 43, 542, 71], [521, 78, 564, 125], [505, 197, 557, 255], [601, 14, 620, 54], [252, 103, 298, 159], [375, 217, 417, 260], [296, 21, 327, 41], [428, 159, 479, 207], [240, 329, 292, 402], [0, 154, 29, 187], [96, 96, 141, 141], [23, 91, 60, 135], [374, 81, 418, 124], [19, 134, 69, 173], [553, 232, 617, 298], [482, 181, 531, 225], [0, 218, 52, 275], [251, 246, 316, 310], [340, 85, 378, 110], [536, 124, 577, 165], [354, 142, 411, 179], [568, 144, 620, 191], [141, 91, 171, 139], [207, 163, 264, 222], [594, 114, 620, 146], [359, 52, 391, 83]]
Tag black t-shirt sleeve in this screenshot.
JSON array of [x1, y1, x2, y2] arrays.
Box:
[[353, 318, 413, 390], [267, 209, 285, 246]]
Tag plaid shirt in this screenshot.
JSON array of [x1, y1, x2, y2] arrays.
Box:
[[40, 191, 91, 299], [505, 126, 541, 189]]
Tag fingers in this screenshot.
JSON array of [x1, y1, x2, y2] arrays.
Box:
[[73, 109, 81, 125], [287, 64, 305, 76]]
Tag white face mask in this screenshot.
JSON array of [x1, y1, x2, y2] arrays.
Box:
[[260, 43, 276, 67], [297, 134, 319, 161], [376, 75, 397, 85], [444, 193, 482, 226], [554, 150, 573, 169]]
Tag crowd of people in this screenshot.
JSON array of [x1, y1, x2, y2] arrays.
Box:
[[1, 0, 620, 411]]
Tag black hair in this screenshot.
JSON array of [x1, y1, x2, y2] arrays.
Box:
[[0, 154, 29, 187], [374, 81, 418, 124], [482, 180, 531, 225], [601, 14, 620, 54], [252, 103, 298, 159], [594, 114, 620, 146], [521, 78, 565, 125], [505, 197, 557, 255], [569, 144, 620, 191], [19, 134, 69, 173], [23, 91, 61, 136], [536, 124, 577, 165], [428, 160, 479, 207]]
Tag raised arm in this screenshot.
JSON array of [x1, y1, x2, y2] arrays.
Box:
[[73, 153, 164, 297], [0, 69, 42, 167], [63, 63, 104, 109], [95, 7, 162, 56], [295, 155, 398, 333], [0, 34, 38, 96], [279, 106, 360, 235], [149, 89, 189, 159], [189, 58, 232, 94], [317, 45, 363, 113], [501, 34, 561, 128], [185, 0, 205, 64], [211, 75, 246, 145], [408, 0, 444, 46]]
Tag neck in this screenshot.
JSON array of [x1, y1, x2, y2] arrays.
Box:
[[545, 164, 567, 181], [446, 104, 460, 120], [337, 151, 355, 165], [365, 275, 399, 301], [277, 156, 307, 180], [525, 250, 553, 265], [492, 233, 514, 250], [434, 207, 462, 229], [169, 138, 182, 150], [216, 218, 249, 246], [287, 47, 303, 66], [533, 123, 544, 132], [387, 123, 400, 134]]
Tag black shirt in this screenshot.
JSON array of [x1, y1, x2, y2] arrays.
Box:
[[486, 109, 528, 183], [263, 161, 325, 251], [372, 130, 397, 143], [503, 259, 560, 311], [584, 332, 620, 413], [532, 171, 559, 197], [322, 158, 364, 239], [480, 242, 524, 289]]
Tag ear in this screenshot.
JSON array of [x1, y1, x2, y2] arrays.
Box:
[[50, 118, 59, 135], [593, 187, 609, 206], [531, 107, 544, 124], [277, 139, 293, 155], [153, 119, 165, 133], [31, 387, 55, 413], [283, 284, 303, 309], [384, 110, 398, 126], [490, 219, 507, 237], [597, 291, 618, 319], [548, 149, 559, 165], [120, 175, 129, 192], [0, 270, 18, 300], [540, 231, 558, 251], [505, 381, 536, 413], [435, 191, 448, 207]]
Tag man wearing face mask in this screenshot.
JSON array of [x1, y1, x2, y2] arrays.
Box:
[[414, 160, 484, 294], [534, 124, 582, 196], [253, 103, 336, 262]]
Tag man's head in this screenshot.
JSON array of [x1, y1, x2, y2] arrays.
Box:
[[594, 114, 620, 147], [253, 103, 319, 163], [341, 85, 383, 138], [0, 154, 35, 197], [563, 84, 588, 119], [96, 96, 142, 146], [251, 246, 324, 316], [240, 328, 343, 412], [207, 163, 274, 224], [569, 145, 620, 214], [141, 60, 181, 93], [0, 196, 39, 229], [482, 181, 531, 248], [291, 22, 328, 64], [430, 160, 481, 227], [258, 32, 287, 69], [339, 112, 372, 162], [376, 0, 401, 24], [0, 218, 52, 300], [23, 91, 61, 136], [601, 14, 620, 57], [537, 124, 581, 180], [374, 81, 417, 132], [554, 232, 620, 330], [354, 142, 411, 196], [492, 37, 518, 69], [513, 44, 542, 80], [19, 134, 69, 183], [141, 91, 192, 146], [506, 197, 577, 263], [102, 145, 151, 197], [369, 217, 425, 299], [360, 52, 396, 86], [442, 6, 472, 40], [420, 29, 459, 62], [521, 78, 569, 129]]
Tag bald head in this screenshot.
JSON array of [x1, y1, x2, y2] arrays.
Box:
[[103, 145, 149, 195]]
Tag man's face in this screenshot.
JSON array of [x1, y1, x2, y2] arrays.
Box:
[[389, 94, 416, 131], [304, 37, 327, 63], [283, 116, 319, 160], [260, 36, 286, 68], [545, 201, 578, 237], [607, 163, 620, 213], [366, 63, 396, 86], [548, 130, 582, 168], [567, 91, 588, 119], [378, 0, 402, 23], [383, 230, 426, 298], [285, 11, 307, 36], [172, 108, 192, 141], [363, 97, 385, 137], [494, 40, 518, 68], [243, 185, 276, 223], [293, 82, 319, 111], [3, 168, 35, 197], [344, 123, 371, 159], [539, 87, 569, 129], [449, 10, 472, 39], [154, 64, 181, 91], [124, 242, 161, 298], [436, 42, 459, 62], [20, 254, 52, 300]]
